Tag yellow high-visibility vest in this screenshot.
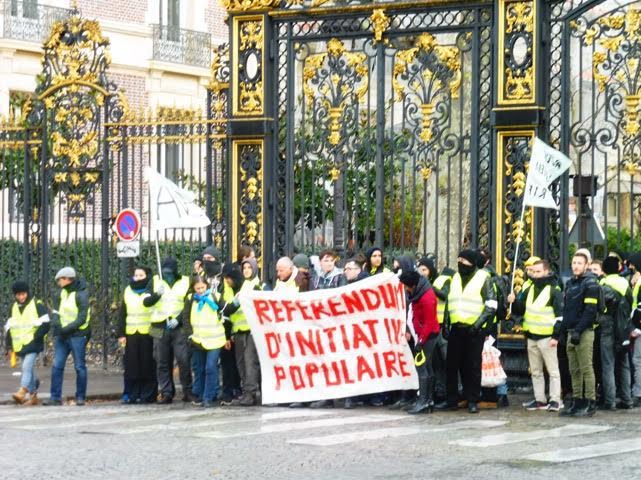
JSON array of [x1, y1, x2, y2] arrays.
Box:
[[190, 294, 226, 350], [152, 275, 190, 323], [633, 281, 641, 310], [59, 290, 90, 330], [228, 277, 262, 334], [523, 285, 557, 336], [448, 270, 489, 325], [8, 299, 42, 353], [433, 275, 452, 325], [124, 286, 153, 335], [275, 275, 299, 292], [600, 275, 629, 298]]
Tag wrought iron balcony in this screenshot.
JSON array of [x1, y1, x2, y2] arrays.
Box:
[[2, 0, 71, 43], [152, 24, 211, 68]]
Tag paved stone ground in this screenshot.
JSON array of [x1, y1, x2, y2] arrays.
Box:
[[1, 399, 641, 479]]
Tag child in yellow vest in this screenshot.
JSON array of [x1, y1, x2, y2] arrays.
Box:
[[184, 275, 230, 407], [5, 281, 50, 405]]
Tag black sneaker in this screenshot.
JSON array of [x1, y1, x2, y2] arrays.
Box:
[[468, 402, 479, 414], [191, 399, 203, 407], [75, 399, 86, 406], [547, 401, 562, 412], [157, 395, 173, 405], [616, 402, 633, 410], [220, 397, 234, 406], [498, 395, 510, 408], [43, 399, 62, 406], [571, 398, 590, 417]]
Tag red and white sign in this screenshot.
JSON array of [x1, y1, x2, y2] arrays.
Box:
[[114, 208, 142, 241], [239, 273, 418, 404]]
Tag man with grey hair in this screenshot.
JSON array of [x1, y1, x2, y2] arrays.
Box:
[[43, 267, 91, 406], [275, 256, 309, 292]]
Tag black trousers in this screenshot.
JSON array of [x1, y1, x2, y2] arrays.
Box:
[[154, 328, 192, 399], [124, 333, 157, 403], [220, 343, 241, 399], [446, 324, 484, 405]]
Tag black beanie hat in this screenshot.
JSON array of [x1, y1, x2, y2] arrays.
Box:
[[162, 257, 179, 274], [399, 270, 421, 288], [458, 249, 479, 266], [11, 280, 29, 295], [603, 256, 620, 275]]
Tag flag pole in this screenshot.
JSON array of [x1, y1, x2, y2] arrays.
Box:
[[154, 229, 163, 281], [509, 201, 527, 296]]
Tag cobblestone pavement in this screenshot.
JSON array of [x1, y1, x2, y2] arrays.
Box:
[[1, 401, 641, 479]]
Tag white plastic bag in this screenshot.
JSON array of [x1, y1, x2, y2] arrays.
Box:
[[481, 336, 507, 388]]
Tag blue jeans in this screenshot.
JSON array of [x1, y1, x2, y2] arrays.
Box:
[[191, 348, 220, 403], [51, 336, 88, 401], [20, 352, 38, 393]]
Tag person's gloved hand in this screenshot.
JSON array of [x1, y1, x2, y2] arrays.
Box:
[[157, 285, 165, 296], [570, 330, 581, 345], [166, 318, 179, 330]]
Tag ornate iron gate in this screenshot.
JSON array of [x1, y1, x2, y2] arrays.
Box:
[[0, 8, 229, 365]]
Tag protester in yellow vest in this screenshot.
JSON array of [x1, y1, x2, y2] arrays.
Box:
[[224, 259, 264, 406], [437, 249, 497, 414], [44, 267, 91, 406], [275, 256, 308, 292], [148, 257, 192, 404], [116, 266, 157, 404], [5, 281, 50, 406], [183, 275, 230, 407], [508, 259, 564, 412]]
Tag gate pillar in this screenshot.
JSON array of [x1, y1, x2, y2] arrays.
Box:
[[223, 1, 278, 275], [492, 0, 547, 280]]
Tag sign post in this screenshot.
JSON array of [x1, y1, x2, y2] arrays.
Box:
[[114, 208, 142, 258]]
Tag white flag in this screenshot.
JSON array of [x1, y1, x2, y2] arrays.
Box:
[[146, 167, 211, 230], [523, 138, 572, 209]]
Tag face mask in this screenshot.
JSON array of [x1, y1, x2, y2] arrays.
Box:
[[162, 269, 177, 284], [204, 260, 221, 277], [532, 277, 547, 288], [130, 278, 148, 290], [457, 262, 475, 277]]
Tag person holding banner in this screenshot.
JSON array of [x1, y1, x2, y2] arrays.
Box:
[[222, 262, 262, 407], [150, 257, 193, 404], [399, 270, 439, 414], [440, 250, 497, 414], [116, 266, 158, 404], [508, 259, 564, 411], [184, 275, 230, 407]]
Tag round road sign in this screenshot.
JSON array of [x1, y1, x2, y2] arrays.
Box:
[[115, 208, 141, 241]]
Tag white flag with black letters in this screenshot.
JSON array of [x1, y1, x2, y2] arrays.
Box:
[[523, 138, 572, 209], [146, 167, 211, 230]]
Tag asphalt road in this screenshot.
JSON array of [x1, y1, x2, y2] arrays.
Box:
[[1, 401, 641, 479]]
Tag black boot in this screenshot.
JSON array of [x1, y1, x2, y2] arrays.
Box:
[[571, 398, 589, 417], [408, 377, 433, 414], [559, 397, 579, 417]]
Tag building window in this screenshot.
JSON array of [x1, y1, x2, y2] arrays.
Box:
[[167, 0, 180, 41], [10, 0, 38, 19]]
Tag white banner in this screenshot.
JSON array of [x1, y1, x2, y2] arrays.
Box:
[[146, 167, 211, 230], [239, 273, 418, 404], [523, 138, 572, 209]]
